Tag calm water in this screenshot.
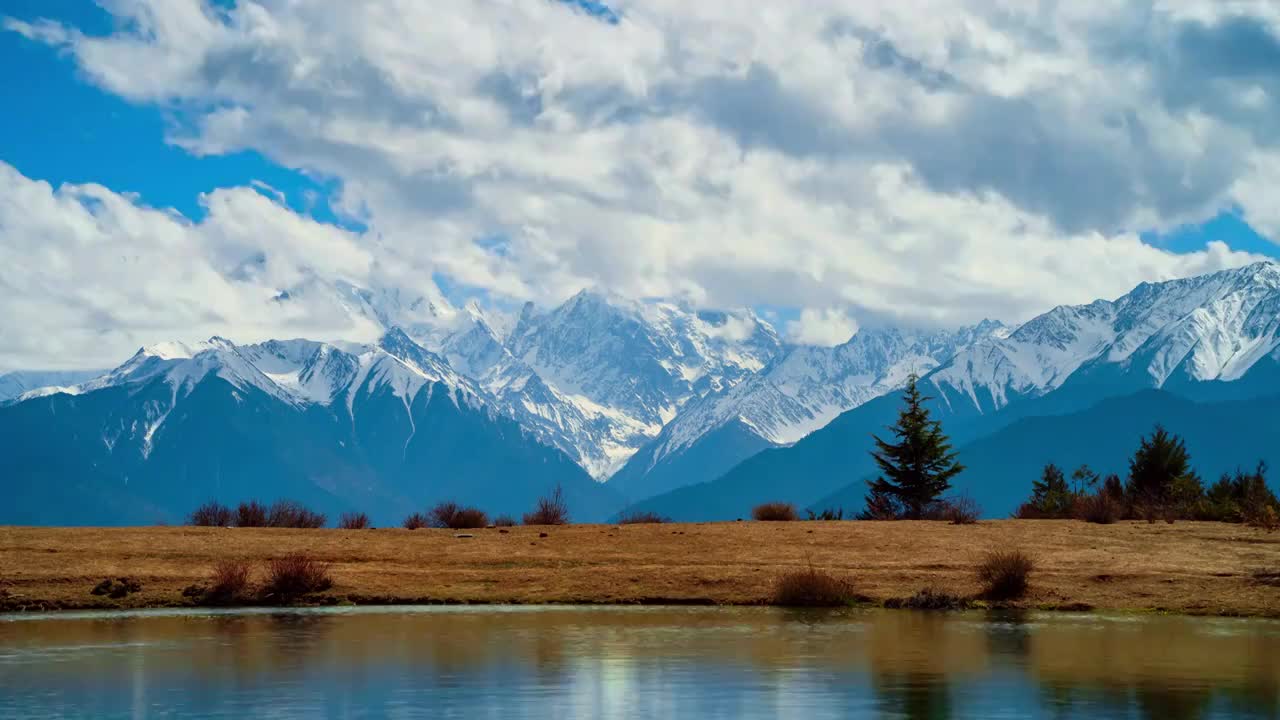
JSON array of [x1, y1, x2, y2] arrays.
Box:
[[1, 606, 1277, 719]]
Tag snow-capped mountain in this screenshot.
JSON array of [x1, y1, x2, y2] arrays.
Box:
[[446, 289, 787, 478], [0, 329, 620, 525], [0, 369, 105, 402], [609, 321, 1007, 500], [927, 262, 1280, 415]]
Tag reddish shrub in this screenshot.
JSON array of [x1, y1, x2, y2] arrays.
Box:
[[189, 500, 232, 527], [207, 560, 252, 603], [235, 501, 270, 528], [773, 566, 858, 606], [977, 549, 1034, 600], [403, 512, 430, 530], [266, 500, 327, 529], [943, 496, 981, 525], [752, 502, 798, 522], [429, 502, 489, 529], [338, 512, 371, 530], [523, 485, 570, 525], [264, 554, 333, 599], [493, 515, 517, 527]]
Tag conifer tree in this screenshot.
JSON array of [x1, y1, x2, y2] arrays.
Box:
[[865, 374, 965, 519], [1127, 425, 1194, 507], [1030, 463, 1072, 517]]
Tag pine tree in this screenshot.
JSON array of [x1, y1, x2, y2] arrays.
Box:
[[1030, 463, 1072, 517], [1127, 425, 1194, 507], [865, 374, 965, 519]]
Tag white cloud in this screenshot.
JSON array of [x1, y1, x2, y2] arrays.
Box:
[[4, 0, 1280, 365], [787, 308, 859, 347]]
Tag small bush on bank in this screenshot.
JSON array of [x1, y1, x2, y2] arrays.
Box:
[[207, 560, 252, 603], [429, 501, 489, 529], [752, 502, 798, 522], [976, 549, 1034, 601], [523, 484, 570, 526], [263, 554, 333, 599], [493, 515, 517, 527], [235, 501, 270, 527], [805, 507, 845, 521], [189, 500, 232, 527], [403, 512, 430, 530], [617, 510, 670, 524], [338, 512, 371, 530], [1246, 506, 1280, 532], [266, 500, 327, 529], [884, 588, 972, 611], [772, 565, 858, 607]]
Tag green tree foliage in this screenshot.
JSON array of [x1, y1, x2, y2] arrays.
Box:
[[865, 374, 965, 519], [1127, 425, 1195, 508], [1027, 464, 1073, 518]]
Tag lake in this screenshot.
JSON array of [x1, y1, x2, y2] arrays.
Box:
[[1, 606, 1277, 718]]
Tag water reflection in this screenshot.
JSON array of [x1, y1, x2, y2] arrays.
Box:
[[0, 606, 1277, 719]]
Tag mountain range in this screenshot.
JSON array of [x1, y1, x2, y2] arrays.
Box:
[[3, 262, 1280, 525]]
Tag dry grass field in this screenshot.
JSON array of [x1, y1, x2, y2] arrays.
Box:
[[1, 520, 1277, 615]]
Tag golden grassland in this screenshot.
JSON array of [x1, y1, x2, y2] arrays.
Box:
[[0, 519, 1277, 615]]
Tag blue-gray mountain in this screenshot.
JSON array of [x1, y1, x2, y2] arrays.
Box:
[[623, 262, 1280, 520], [4, 262, 1280, 525]]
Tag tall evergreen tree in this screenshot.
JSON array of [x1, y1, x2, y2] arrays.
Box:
[[1127, 425, 1194, 506], [865, 374, 965, 519], [1030, 463, 1072, 517]]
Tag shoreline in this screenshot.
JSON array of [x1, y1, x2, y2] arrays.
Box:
[[2, 521, 1277, 618]]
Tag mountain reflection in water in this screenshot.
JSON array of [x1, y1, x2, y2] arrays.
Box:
[[1, 606, 1276, 719]]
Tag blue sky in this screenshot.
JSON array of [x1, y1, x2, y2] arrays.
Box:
[[2, 1, 1279, 367]]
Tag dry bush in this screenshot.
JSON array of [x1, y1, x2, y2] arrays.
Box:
[[429, 502, 489, 529], [1074, 492, 1120, 525], [617, 510, 670, 524], [1246, 506, 1280, 532], [944, 496, 981, 525], [752, 502, 798, 522], [977, 549, 1035, 601], [403, 512, 430, 530], [885, 588, 971, 611], [1013, 502, 1047, 519], [338, 512, 371, 530], [206, 559, 252, 603], [264, 554, 333, 599], [189, 500, 232, 527], [235, 500, 269, 527], [523, 484, 570, 525], [267, 500, 327, 529], [772, 565, 858, 607], [805, 507, 845, 521], [493, 515, 517, 527]]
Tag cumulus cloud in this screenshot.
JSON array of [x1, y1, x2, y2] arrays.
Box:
[[786, 308, 860, 347], [4, 0, 1280, 365]]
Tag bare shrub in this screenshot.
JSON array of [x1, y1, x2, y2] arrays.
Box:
[[235, 500, 269, 527], [617, 510, 670, 524], [805, 507, 845, 521], [773, 565, 858, 607], [189, 500, 232, 527], [523, 484, 570, 525], [263, 554, 333, 599], [338, 512, 371, 530], [493, 515, 517, 527], [1013, 502, 1047, 520], [429, 502, 489, 529], [1246, 505, 1280, 532], [885, 588, 971, 611], [267, 500, 327, 529], [943, 496, 981, 525], [752, 502, 798, 522], [403, 512, 430, 530], [976, 549, 1035, 601], [206, 560, 252, 603], [1073, 492, 1120, 524]]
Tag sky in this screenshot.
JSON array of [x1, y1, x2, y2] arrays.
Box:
[[3, 0, 1280, 370]]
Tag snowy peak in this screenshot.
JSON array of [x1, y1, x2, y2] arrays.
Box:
[[929, 261, 1280, 412]]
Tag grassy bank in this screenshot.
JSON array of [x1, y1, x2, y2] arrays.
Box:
[[1, 520, 1276, 616]]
